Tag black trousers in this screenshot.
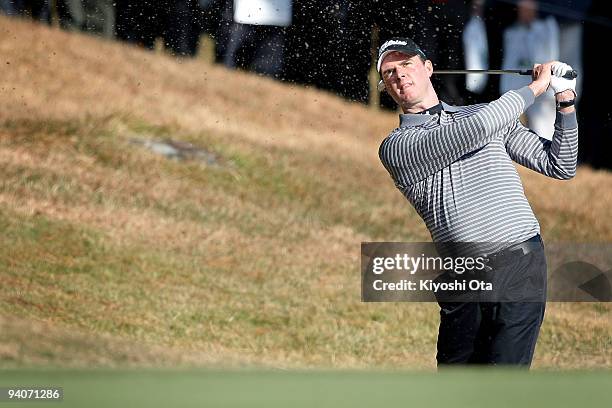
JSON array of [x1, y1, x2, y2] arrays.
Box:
[[436, 240, 547, 367], [223, 24, 286, 78]]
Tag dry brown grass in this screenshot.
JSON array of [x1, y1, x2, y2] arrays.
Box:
[[0, 16, 610, 370]]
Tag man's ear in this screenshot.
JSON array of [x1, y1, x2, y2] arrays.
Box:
[[425, 59, 433, 77]]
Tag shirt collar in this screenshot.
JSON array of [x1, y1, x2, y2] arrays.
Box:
[[398, 101, 460, 127]]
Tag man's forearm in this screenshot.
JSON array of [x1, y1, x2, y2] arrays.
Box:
[[504, 83, 578, 180]]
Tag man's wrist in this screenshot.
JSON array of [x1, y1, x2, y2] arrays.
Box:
[[555, 89, 576, 101], [528, 82, 547, 97], [555, 89, 576, 112]]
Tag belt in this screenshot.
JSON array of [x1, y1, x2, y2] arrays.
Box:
[[484, 234, 542, 269]]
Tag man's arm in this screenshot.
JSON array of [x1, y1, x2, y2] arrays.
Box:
[[379, 88, 532, 186], [504, 111, 578, 179], [504, 68, 578, 179], [379, 63, 553, 187]]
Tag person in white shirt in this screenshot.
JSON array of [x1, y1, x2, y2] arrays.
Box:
[[500, 0, 560, 140], [223, 0, 292, 78], [463, 0, 489, 95]]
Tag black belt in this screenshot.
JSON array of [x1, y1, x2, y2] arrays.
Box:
[[484, 234, 542, 269]]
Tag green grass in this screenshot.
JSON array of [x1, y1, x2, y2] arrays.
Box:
[[1, 369, 611, 408]]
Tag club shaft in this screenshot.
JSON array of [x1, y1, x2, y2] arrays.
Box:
[[434, 69, 578, 79], [377, 69, 578, 92], [435, 69, 530, 75]]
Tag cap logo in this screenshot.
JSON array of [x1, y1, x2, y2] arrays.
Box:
[[379, 39, 408, 54]]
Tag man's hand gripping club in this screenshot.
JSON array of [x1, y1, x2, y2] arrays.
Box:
[[528, 61, 577, 112]]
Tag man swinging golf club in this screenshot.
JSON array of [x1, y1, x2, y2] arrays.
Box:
[[377, 38, 578, 366]]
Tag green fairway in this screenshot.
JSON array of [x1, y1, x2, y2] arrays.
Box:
[[1, 369, 610, 408]]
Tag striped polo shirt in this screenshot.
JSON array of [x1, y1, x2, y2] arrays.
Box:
[[378, 86, 578, 255]]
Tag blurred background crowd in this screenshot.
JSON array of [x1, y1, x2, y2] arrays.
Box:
[[1, 0, 610, 168]]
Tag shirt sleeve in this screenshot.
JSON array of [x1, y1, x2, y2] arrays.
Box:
[[379, 86, 535, 187], [503, 111, 578, 179]]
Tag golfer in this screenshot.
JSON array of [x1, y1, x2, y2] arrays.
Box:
[[377, 38, 578, 366]]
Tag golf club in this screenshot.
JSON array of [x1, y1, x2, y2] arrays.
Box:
[[376, 68, 579, 92]]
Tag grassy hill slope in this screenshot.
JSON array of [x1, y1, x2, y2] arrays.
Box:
[[0, 16, 610, 369]]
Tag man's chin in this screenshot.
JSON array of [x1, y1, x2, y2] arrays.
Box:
[[399, 94, 417, 106]]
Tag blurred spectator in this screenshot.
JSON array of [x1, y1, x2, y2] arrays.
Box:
[[82, 0, 115, 38], [209, 0, 234, 63], [538, 0, 591, 103], [1, 0, 50, 23], [500, 0, 559, 140], [57, 0, 85, 30], [30, 0, 50, 23], [115, 0, 202, 56], [2, 0, 115, 37], [463, 0, 489, 96], [163, 0, 201, 56], [0, 0, 20, 15], [197, 0, 230, 61], [223, 0, 292, 78]]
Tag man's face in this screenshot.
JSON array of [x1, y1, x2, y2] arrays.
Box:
[[380, 51, 433, 109], [518, 0, 537, 24]]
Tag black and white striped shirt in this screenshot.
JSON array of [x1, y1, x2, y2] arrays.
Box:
[[379, 86, 578, 254]]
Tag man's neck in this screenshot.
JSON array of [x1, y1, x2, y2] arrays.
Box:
[[402, 99, 441, 114], [401, 89, 440, 114], [415, 103, 444, 115]]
